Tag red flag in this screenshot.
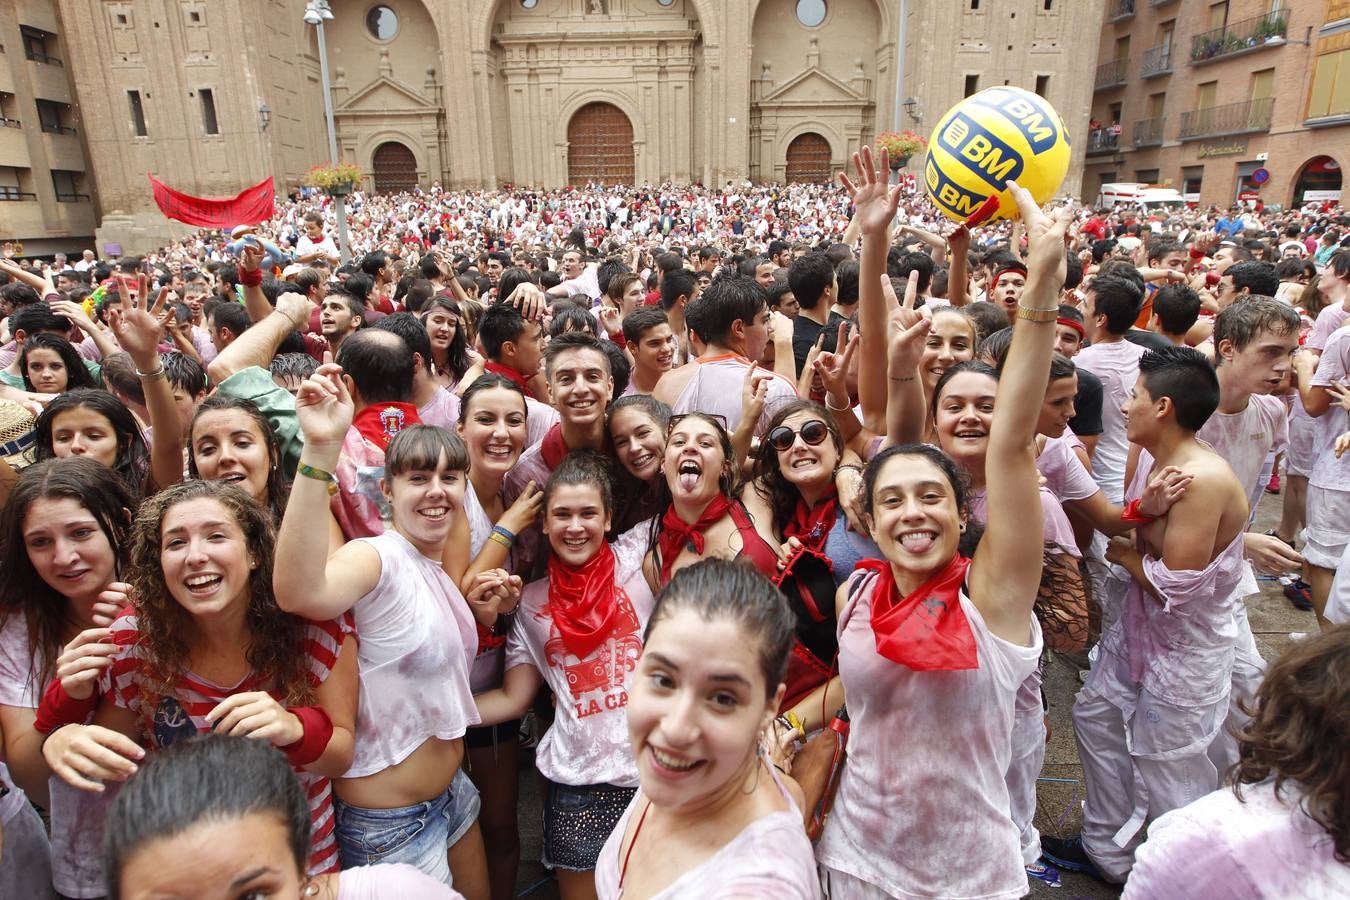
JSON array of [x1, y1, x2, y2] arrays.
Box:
[[148, 174, 275, 228]]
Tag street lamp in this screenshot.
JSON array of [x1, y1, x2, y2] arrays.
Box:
[[258, 103, 271, 132], [304, 0, 351, 264]]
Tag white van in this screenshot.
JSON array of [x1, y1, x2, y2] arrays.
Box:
[[1095, 183, 1187, 212]]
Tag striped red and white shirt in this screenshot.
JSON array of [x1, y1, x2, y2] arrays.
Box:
[[98, 611, 354, 875]]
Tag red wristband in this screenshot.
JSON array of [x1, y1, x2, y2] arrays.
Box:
[[238, 267, 263, 287], [281, 706, 334, 767], [609, 330, 626, 349], [34, 678, 98, 735], [1120, 499, 1159, 525]]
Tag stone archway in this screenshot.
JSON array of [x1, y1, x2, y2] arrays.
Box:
[[1293, 155, 1342, 205], [785, 132, 832, 183], [567, 103, 635, 186], [372, 141, 418, 193]]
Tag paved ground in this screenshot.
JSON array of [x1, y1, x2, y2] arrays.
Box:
[[503, 490, 1315, 898]]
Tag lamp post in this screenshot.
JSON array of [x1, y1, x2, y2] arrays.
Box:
[[304, 0, 351, 264]]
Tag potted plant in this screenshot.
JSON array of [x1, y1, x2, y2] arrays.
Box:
[[303, 161, 363, 196], [876, 130, 927, 168]]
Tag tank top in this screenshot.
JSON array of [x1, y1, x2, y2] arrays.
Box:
[[346, 531, 480, 778]]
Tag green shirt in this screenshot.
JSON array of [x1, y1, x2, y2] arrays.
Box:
[[214, 365, 303, 476]]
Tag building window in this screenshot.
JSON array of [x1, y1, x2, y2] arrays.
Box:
[[1035, 75, 1050, 97], [199, 88, 219, 135], [189, 11, 201, 23], [36, 99, 73, 134], [1135, 169, 1161, 183], [1043, 0, 1053, 9], [129, 90, 147, 137], [51, 170, 87, 202], [520, 0, 538, 8], [21, 26, 61, 66], [1182, 166, 1204, 198], [1307, 49, 1350, 119], [970, 0, 980, 10], [964, 74, 980, 97], [796, 0, 827, 27], [0, 166, 29, 200], [365, 5, 398, 40], [0, 92, 19, 128]]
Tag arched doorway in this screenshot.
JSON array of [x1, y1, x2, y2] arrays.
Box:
[[567, 103, 635, 186], [372, 142, 418, 193], [1293, 155, 1342, 205], [785, 133, 833, 183]]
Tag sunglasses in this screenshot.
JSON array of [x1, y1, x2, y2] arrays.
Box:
[[767, 419, 830, 452]]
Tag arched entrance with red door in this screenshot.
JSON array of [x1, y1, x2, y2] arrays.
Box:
[[567, 103, 635, 186], [1293, 155, 1342, 205], [372, 141, 418, 193], [785, 132, 833, 183]]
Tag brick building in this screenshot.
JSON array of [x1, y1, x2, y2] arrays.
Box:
[[1084, 0, 1349, 210]]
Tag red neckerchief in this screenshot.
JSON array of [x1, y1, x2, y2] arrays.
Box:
[[547, 542, 619, 660], [539, 423, 612, 471], [855, 555, 978, 671], [352, 402, 421, 452], [484, 361, 535, 399], [783, 488, 838, 561], [657, 496, 733, 585]]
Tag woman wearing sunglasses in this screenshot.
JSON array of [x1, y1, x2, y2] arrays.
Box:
[[643, 412, 781, 591], [743, 400, 878, 728]]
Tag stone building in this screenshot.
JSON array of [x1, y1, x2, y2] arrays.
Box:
[[1084, 0, 1349, 209], [18, 0, 1103, 254]]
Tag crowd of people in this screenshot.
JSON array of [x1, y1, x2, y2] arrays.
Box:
[[0, 151, 1347, 899]]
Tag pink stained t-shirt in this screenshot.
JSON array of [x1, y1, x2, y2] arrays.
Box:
[[1304, 303, 1349, 353], [594, 767, 820, 900], [338, 863, 466, 899], [1197, 393, 1289, 520], [1308, 327, 1350, 491], [671, 353, 797, 438], [815, 569, 1042, 899], [1075, 338, 1148, 503], [1037, 432, 1101, 504], [1123, 780, 1350, 899]]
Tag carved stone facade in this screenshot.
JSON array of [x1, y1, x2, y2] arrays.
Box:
[[37, 0, 1103, 254]]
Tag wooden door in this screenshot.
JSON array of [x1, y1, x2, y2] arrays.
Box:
[[372, 142, 418, 193], [785, 132, 832, 183], [567, 102, 635, 186]]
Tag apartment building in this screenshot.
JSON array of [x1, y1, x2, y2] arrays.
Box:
[[0, 1, 96, 255], [1084, 0, 1348, 209]]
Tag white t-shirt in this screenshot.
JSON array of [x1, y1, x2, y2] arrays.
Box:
[[1075, 338, 1148, 503], [1309, 327, 1350, 492], [1197, 393, 1289, 519], [296, 232, 340, 264], [1037, 432, 1101, 504]]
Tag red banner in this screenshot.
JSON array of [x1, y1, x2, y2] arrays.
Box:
[[148, 174, 275, 228]]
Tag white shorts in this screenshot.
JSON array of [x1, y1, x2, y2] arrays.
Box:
[[1304, 484, 1350, 569], [1285, 414, 1316, 477]]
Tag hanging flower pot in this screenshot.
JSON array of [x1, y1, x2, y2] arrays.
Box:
[[303, 162, 363, 196], [876, 131, 926, 169]]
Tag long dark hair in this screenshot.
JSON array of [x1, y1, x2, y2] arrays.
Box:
[[20, 333, 97, 392], [187, 395, 289, 522], [751, 399, 843, 536], [420, 296, 472, 382], [127, 480, 313, 706], [33, 389, 150, 496], [0, 458, 134, 692], [861, 443, 982, 558], [104, 735, 311, 899]]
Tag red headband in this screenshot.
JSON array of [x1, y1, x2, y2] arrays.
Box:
[[991, 265, 1027, 286], [1056, 317, 1086, 337]]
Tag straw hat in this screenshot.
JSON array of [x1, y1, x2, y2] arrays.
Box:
[[0, 400, 37, 469]]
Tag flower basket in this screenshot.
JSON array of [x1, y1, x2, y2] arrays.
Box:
[[876, 131, 926, 168], [303, 162, 363, 195]]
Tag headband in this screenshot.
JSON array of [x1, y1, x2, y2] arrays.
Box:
[[991, 265, 1027, 286], [1056, 317, 1086, 337]]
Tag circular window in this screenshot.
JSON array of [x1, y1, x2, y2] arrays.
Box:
[[795, 0, 826, 27], [520, 0, 538, 8], [365, 5, 398, 41], [657, 0, 675, 6]]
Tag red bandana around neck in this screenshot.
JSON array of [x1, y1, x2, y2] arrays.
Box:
[[548, 542, 619, 660], [854, 555, 978, 671], [783, 489, 838, 559], [352, 402, 422, 452], [657, 495, 733, 585], [484, 361, 535, 399]]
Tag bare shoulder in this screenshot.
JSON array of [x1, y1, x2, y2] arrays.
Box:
[[652, 362, 696, 405]]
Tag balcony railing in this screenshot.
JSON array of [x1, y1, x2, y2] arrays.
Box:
[[1178, 96, 1275, 140], [1107, 0, 1136, 23], [54, 191, 90, 202], [0, 118, 20, 129], [0, 188, 37, 200], [1094, 57, 1129, 90], [1150, 0, 1178, 6], [1087, 128, 1121, 154], [1133, 116, 1166, 147], [24, 49, 62, 66], [1140, 44, 1172, 78], [39, 122, 76, 135], [1190, 12, 1289, 64]]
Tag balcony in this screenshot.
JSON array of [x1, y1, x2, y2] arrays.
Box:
[[1133, 116, 1166, 147], [1178, 96, 1274, 140], [1150, 0, 1178, 5], [0, 187, 37, 201], [1094, 58, 1128, 91], [39, 122, 76, 136], [1087, 127, 1121, 155], [1190, 12, 1289, 64], [1140, 44, 1172, 78], [1106, 0, 1136, 23]]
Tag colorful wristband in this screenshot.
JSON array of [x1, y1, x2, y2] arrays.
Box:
[[238, 267, 263, 287], [281, 705, 334, 767], [34, 677, 99, 735], [297, 462, 338, 496], [1120, 499, 1159, 525]]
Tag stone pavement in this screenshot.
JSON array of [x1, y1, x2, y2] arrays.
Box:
[[504, 490, 1316, 898]]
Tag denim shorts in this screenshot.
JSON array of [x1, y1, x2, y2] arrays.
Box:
[[541, 780, 637, 872], [334, 767, 481, 884]]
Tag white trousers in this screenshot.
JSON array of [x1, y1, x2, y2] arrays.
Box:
[[1209, 602, 1265, 776]]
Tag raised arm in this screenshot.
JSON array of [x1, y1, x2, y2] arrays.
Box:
[[109, 283, 183, 491], [970, 184, 1072, 644], [274, 366, 382, 620], [882, 272, 931, 448], [946, 225, 971, 307], [237, 243, 274, 324], [207, 292, 315, 384], [841, 146, 903, 435]]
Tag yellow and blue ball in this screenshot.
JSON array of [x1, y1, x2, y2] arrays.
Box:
[[924, 86, 1071, 222]]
